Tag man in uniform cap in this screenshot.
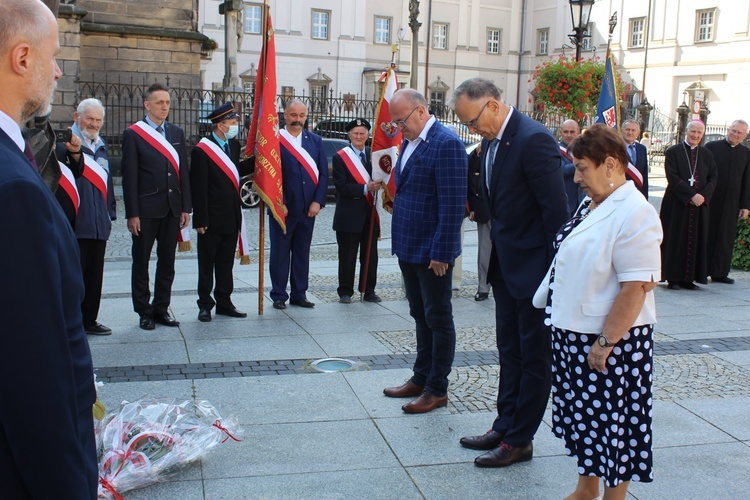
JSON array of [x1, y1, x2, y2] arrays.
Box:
[[191, 102, 253, 321], [332, 118, 382, 303]]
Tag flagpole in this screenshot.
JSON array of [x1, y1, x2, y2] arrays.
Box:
[[256, 0, 270, 315]]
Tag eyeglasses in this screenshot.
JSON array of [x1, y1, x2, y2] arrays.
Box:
[[460, 101, 490, 129], [391, 106, 421, 127]]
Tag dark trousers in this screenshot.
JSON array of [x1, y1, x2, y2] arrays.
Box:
[[490, 273, 552, 447], [197, 229, 238, 310], [269, 214, 314, 302], [131, 215, 179, 316], [399, 260, 456, 397], [336, 223, 379, 297], [78, 238, 107, 327]]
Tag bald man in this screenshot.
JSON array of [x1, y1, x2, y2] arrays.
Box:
[[0, 0, 98, 496]]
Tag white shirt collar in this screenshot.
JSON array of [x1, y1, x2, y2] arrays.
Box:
[[494, 107, 513, 142], [285, 127, 303, 145], [416, 115, 437, 143], [0, 109, 25, 152]]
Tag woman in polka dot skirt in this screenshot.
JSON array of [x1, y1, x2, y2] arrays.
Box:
[[532, 124, 663, 500]]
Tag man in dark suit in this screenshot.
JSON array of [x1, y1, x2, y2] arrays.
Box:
[[0, 1, 98, 496], [452, 78, 568, 467], [382, 89, 467, 414], [559, 119, 583, 215], [270, 99, 328, 309], [122, 82, 192, 330], [622, 119, 649, 199], [191, 102, 253, 322], [467, 142, 492, 301], [333, 118, 382, 303]]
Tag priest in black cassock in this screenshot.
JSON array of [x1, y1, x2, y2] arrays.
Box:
[[660, 120, 718, 290], [704, 120, 750, 284]]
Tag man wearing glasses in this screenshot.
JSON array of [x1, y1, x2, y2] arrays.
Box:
[[382, 89, 467, 414], [450, 78, 568, 467], [705, 120, 750, 284]]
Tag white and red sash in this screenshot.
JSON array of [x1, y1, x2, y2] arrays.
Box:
[[128, 121, 181, 182], [337, 147, 380, 228], [82, 153, 108, 203], [279, 129, 319, 186], [195, 138, 250, 263], [626, 161, 644, 190], [559, 145, 573, 162], [57, 161, 80, 215]]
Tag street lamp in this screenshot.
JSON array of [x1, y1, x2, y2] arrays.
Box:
[[568, 0, 594, 61]]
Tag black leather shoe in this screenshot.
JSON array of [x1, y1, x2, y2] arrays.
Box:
[[667, 282, 680, 290], [216, 306, 247, 318], [139, 315, 155, 330], [339, 295, 352, 304], [712, 276, 735, 284], [290, 298, 315, 308], [460, 430, 504, 450], [153, 312, 180, 327], [272, 300, 286, 310], [198, 309, 212, 322], [474, 292, 489, 301], [679, 281, 699, 290], [363, 293, 382, 303], [474, 442, 533, 468], [85, 322, 112, 336]]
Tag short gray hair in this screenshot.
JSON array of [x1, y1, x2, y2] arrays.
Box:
[[449, 78, 501, 107], [0, 0, 50, 56], [392, 88, 428, 108], [621, 119, 640, 130], [77, 98, 106, 118]]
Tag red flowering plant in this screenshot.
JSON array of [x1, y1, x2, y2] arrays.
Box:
[[732, 218, 750, 270], [530, 55, 628, 124]]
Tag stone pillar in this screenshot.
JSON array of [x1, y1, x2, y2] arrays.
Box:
[[52, 3, 87, 129]]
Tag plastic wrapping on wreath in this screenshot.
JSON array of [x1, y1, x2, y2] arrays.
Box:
[[96, 397, 242, 499]]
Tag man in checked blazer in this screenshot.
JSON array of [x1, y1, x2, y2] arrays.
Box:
[[121, 83, 191, 330], [452, 78, 568, 468], [382, 89, 468, 414]]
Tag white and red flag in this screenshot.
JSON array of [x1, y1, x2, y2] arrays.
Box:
[[370, 64, 401, 213]]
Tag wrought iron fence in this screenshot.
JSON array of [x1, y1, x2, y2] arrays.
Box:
[[75, 78, 583, 175]]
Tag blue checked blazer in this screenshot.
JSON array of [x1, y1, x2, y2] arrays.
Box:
[[391, 120, 468, 264]]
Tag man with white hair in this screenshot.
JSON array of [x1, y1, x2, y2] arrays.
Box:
[[56, 97, 117, 334]]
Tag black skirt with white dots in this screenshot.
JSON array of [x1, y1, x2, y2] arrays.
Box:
[[550, 325, 654, 487]]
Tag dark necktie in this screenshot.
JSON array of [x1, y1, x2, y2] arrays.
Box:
[[156, 125, 164, 137], [23, 142, 38, 171], [628, 144, 636, 164], [486, 138, 500, 188], [360, 151, 366, 165], [224, 142, 230, 156]]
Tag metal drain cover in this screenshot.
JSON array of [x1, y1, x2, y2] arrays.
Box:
[[311, 358, 355, 373]]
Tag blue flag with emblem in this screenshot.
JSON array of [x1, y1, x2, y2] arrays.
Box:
[[595, 55, 619, 130]]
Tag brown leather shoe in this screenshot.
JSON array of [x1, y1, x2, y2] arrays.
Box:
[[402, 393, 448, 414], [383, 380, 423, 398], [460, 430, 504, 450], [474, 442, 533, 468]]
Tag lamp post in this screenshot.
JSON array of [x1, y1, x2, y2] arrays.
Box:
[[409, 0, 421, 90], [637, 98, 653, 136], [676, 93, 690, 144], [568, 0, 594, 61]]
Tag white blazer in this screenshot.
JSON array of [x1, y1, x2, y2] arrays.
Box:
[[533, 181, 663, 334]]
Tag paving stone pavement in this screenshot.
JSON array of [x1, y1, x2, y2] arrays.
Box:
[[91, 167, 750, 499]]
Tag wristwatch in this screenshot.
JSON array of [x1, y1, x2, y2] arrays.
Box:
[[597, 333, 615, 347]]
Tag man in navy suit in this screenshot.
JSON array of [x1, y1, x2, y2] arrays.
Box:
[[270, 99, 328, 309], [122, 83, 192, 330], [382, 89, 467, 414], [559, 119, 583, 215], [452, 78, 568, 467], [622, 119, 649, 199], [0, 0, 97, 496]]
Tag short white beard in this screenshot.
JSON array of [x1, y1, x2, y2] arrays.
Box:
[[80, 127, 99, 142]]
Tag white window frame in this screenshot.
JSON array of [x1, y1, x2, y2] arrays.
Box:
[[537, 28, 549, 55], [244, 4, 262, 34], [433, 23, 448, 50], [487, 28, 501, 54], [629, 18, 645, 48], [375, 16, 391, 45], [582, 23, 592, 50], [312, 10, 330, 40], [695, 9, 716, 43]]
